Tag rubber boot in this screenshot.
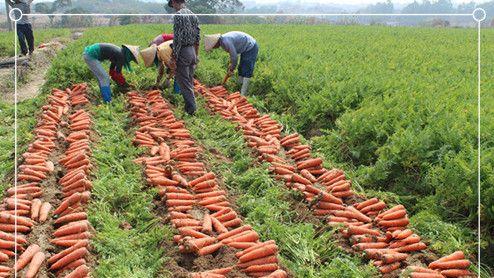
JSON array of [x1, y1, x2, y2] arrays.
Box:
[[100, 86, 112, 103], [240, 78, 250, 96]]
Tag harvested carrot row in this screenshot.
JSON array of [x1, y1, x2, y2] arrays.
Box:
[[127, 90, 286, 277]]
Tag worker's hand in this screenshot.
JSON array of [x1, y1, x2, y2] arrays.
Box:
[[169, 58, 177, 71]]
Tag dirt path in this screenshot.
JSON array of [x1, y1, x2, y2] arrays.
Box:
[[0, 37, 73, 104]]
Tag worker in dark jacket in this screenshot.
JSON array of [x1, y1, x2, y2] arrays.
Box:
[[82, 43, 139, 103], [168, 0, 200, 115], [205, 31, 259, 95]]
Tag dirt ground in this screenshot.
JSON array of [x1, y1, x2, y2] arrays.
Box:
[[0, 35, 76, 104]]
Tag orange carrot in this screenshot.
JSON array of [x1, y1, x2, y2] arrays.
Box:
[[429, 259, 471, 270], [64, 264, 90, 278], [440, 269, 472, 277], [14, 244, 40, 271], [239, 244, 278, 263], [39, 202, 52, 223], [380, 252, 409, 264], [25, 251, 45, 278], [244, 263, 279, 273], [379, 262, 401, 273], [197, 242, 223, 256], [396, 242, 427, 252], [211, 216, 228, 234], [49, 247, 88, 270]]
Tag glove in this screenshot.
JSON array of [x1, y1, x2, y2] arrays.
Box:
[[110, 69, 127, 86], [100, 86, 112, 103]]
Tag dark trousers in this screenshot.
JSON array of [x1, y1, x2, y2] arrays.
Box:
[[175, 46, 197, 115], [17, 23, 34, 55]]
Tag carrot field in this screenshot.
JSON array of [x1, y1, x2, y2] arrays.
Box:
[[0, 23, 492, 277]]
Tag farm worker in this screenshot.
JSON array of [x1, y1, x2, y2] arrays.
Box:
[[140, 41, 176, 89], [7, 0, 34, 57], [149, 33, 174, 46], [168, 0, 201, 115], [204, 31, 259, 96], [82, 43, 140, 103]]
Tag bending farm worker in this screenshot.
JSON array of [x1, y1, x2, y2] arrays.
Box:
[[168, 0, 201, 115], [205, 31, 259, 96], [8, 0, 34, 57], [149, 32, 174, 46], [140, 40, 176, 89], [82, 43, 139, 103]]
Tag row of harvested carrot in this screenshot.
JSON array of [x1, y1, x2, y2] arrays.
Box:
[[48, 83, 92, 278], [128, 90, 287, 278], [0, 86, 69, 278], [194, 82, 474, 277], [0, 84, 91, 277]]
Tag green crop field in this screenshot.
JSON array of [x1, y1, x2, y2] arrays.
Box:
[[0, 23, 492, 277]]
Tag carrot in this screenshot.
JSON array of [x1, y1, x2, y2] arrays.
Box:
[[211, 216, 228, 234], [47, 240, 88, 264], [197, 242, 223, 256], [244, 263, 279, 273], [227, 242, 257, 249], [377, 205, 405, 219], [54, 212, 87, 225], [431, 251, 465, 263], [379, 217, 409, 227], [239, 244, 278, 263], [217, 225, 252, 241], [53, 222, 88, 237], [264, 269, 288, 278], [380, 252, 408, 264], [49, 247, 88, 270], [396, 242, 427, 252], [348, 226, 381, 236], [410, 274, 444, 278], [223, 231, 259, 244], [356, 198, 379, 210], [393, 229, 413, 240], [25, 251, 45, 278], [379, 262, 401, 274], [440, 269, 472, 277], [185, 237, 217, 251], [407, 266, 438, 273], [39, 202, 52, 223], [353, 242, 388, 251], [0, 213, 33, 227], [29, 199, 42, 221], [429, 259, 471, 270], [64, 264, 90, 278]]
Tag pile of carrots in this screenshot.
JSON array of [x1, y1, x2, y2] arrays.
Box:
[[194, 81, 474, 276], [404, 251, 473, 277], [0, 84, 91, 277], [127, 90, 287, 278], [0, 86, 69, 277], [47, 83, 92, 277]]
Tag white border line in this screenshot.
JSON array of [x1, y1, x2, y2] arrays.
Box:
[[11, 9, 484, 277], [13, 22, 18, 278]]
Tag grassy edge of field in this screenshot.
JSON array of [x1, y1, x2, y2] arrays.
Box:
[[169, 95, 378, 277]]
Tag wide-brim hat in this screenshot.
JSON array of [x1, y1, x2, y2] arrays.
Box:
[[122, 45, 140, 63], [140, 45, 158, 68], [204, 34, 221, 52]]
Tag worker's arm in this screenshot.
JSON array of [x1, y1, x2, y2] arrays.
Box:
[[221, 39, 237, 73], [156, 63, 165, 85]]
